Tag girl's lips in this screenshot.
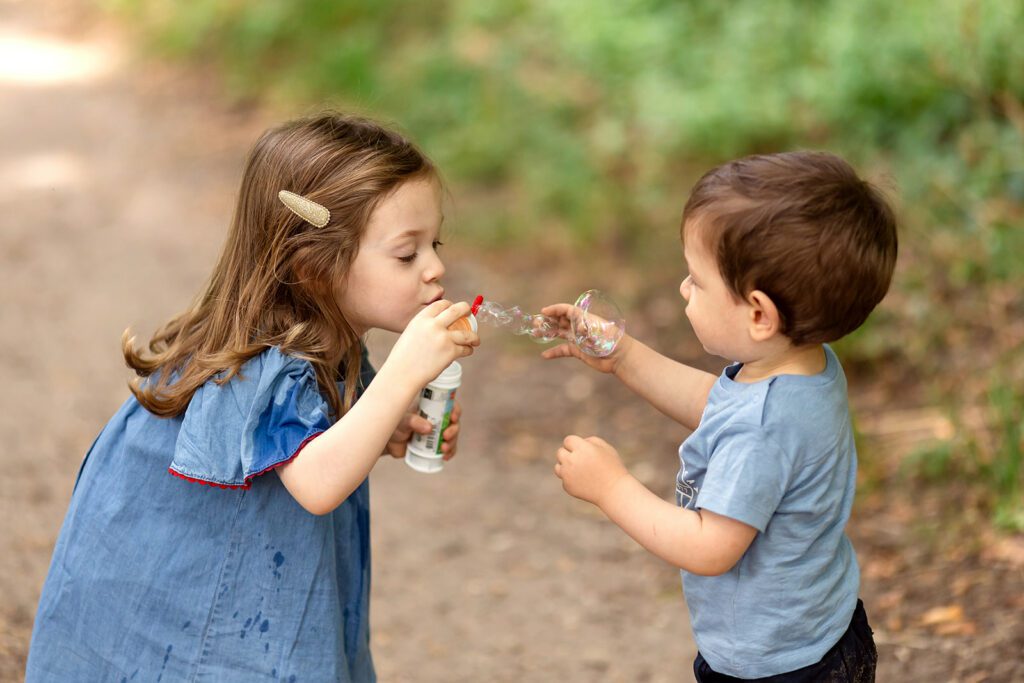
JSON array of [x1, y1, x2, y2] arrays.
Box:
[[427, 290, 445, 304]]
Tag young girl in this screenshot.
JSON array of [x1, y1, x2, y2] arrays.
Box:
[[26, 112, 479, 682]]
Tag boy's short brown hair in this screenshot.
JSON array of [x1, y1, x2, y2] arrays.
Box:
[[681, 151, 898, 345]]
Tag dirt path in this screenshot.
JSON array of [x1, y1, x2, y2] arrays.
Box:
[[2, 2, 1022, 682]]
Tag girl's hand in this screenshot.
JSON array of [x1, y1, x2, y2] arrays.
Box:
[[538, 303, 632, 375], [383, 403, 432, 459], [381, 400, 463, 460], [388, 300, 480, 388], [554, 435, 629, 507]]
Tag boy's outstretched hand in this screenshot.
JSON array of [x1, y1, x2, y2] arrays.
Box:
[[554, 434, 630, 507], [538, 303, 631, 375]]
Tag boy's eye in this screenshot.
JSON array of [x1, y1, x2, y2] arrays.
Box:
[[433, 239, 444, 251]]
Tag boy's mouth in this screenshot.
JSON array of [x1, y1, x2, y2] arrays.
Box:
[[426, 289, 445, 304]]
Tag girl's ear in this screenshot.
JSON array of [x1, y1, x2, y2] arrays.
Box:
[[746, 289, 781, 342]]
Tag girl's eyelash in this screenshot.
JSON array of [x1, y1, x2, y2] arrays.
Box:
[[398, 240, 443, 264]]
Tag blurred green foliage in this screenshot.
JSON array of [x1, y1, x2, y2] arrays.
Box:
[[104, 0, 1023, 528]]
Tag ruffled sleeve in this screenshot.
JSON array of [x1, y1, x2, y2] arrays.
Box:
[[169, 348, 332, 489]]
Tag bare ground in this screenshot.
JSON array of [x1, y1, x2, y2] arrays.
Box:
[[1, 2, 1021, 681]]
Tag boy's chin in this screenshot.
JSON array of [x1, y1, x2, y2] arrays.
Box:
[[700, 342, 736, 364]]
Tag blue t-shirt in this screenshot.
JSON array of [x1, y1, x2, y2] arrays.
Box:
[[677, 345, 860, 678], [27, 347, 377, 682]]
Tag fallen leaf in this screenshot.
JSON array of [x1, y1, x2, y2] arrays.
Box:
[[918, 604, 965, 626]]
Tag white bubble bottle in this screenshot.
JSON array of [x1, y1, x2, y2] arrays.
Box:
[[405, 301, 479, 474]]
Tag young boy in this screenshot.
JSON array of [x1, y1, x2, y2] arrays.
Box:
[[542, 152, 896, 681]]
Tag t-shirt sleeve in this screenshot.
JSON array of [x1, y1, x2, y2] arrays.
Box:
[[693, 425, 792, 532], [169, 349, 332, 489]]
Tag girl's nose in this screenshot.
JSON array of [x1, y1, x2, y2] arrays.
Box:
[[423, 250, 445, 283]]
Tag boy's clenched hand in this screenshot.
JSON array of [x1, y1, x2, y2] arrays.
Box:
[[554, 434, 630, 508]]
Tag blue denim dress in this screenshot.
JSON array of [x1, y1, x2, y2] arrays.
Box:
[[26, 347, 377, 682]]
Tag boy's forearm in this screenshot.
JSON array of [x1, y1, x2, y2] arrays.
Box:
[[598, 475, 737, 576], [614, 338, 717, 431]]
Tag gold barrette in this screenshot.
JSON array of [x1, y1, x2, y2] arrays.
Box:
[[278, 190, 330, 228]]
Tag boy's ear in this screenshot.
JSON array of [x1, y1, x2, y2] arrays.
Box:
[[746, 289, 781, 342]]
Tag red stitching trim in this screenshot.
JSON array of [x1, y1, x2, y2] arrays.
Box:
[[168, 431, 324, 490]]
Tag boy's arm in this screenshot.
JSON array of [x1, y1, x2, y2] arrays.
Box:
[[555, 435, 757, 576], [612, 337, 718, 432], [600, 473, 757, 575], [540, 319, 717, 432]]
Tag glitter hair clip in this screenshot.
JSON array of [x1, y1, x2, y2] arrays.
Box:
[[278, 190, 330, 228]]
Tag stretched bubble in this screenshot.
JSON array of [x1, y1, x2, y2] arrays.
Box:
[[474, 289, 625, 357], [474, 302, 562, 344], [571, 289, 625, 358]]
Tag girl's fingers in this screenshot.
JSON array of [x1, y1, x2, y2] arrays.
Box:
[[420, 299, 453, 318], [399, 413, 429, 435], [435, 300, 472, 327], [450, 330, 480, 346]]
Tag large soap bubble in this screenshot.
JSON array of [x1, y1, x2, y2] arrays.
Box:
[[474, 289, 625, 358], [570, 289, 625, 358]]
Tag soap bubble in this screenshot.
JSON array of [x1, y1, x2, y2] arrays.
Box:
[[474, 289, 625, 357], [571, 289, 625, 358], [474, 302, 561, 343]]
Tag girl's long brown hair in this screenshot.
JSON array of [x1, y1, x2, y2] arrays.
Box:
[[123, 112, 435, 418]]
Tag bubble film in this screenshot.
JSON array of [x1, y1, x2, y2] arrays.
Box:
[[570, 289, 625, 358], [475, 302, 561, 344], [475, 289, 625, 357]]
